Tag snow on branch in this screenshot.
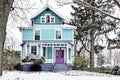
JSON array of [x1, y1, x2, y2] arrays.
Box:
[[113, 0, 120, 8], [73, 0, 120, 20]]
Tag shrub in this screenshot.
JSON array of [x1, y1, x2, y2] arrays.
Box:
[[14, 63, 22, 70], [73, 55, 89, 70], [112, 66, 119, 75], [30, 63, 42, 71]]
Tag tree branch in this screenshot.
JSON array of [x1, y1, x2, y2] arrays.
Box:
[[73, 0, 120, 20], [113, 0, 120, 8]]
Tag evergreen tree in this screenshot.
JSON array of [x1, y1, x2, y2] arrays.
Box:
[[70, 0, 118, 71], [3, 49, 20, 70]]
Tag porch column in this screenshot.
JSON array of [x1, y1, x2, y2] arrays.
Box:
[[40, 43, 43, 57], [66, 44, 68, 63], [52, 46, 54, 63]]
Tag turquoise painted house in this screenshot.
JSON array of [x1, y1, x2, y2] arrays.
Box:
[[20, 5, 76, 67]]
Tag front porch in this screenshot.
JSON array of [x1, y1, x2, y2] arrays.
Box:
[[41, 42, 74, 64], [21, 41, 74, 64]]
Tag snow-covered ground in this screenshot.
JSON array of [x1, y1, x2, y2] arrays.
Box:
[[0, 70, 120, 80]]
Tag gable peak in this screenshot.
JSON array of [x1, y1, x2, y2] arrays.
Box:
[[31, 4, 65, 20]]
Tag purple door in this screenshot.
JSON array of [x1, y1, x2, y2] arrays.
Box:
[[56, 50, 64, 63]]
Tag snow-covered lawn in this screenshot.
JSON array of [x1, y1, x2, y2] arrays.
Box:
[[0, 70, 120, 80]]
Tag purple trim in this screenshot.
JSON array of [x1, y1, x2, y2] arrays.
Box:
[[31, 18, 34, 26], [68, 42, 74, 46], [17, 27, 22, 32], [20, 42, 26, 46], [61, 18, 64, 24]]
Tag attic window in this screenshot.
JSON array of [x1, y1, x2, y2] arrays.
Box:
[[51, 16, 55, 23], [46, 14, 50, 23], [41, 16, 45, 23], [40, 14, 55, 23]]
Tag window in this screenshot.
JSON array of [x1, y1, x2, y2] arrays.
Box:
[[35, 30, 40, 40], [51, 16, 55, 23], [46, 14, 50, 23], [41, 16, 45, 23], [69, 48, 71, 60], [31, 45, 37, 55], [40, 14, 55, 23], [43, 47, 46, 58], [56, 30, 61, 40]]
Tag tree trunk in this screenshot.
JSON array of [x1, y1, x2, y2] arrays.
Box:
[[89, 0, 95, 72], [0, 0, 14, 76], [90, 28, 95, 71]]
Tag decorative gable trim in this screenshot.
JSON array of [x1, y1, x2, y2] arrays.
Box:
[[30, 4, 65, 20]]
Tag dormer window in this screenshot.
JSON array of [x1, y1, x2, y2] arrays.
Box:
[[40, 14, 55, 23], [51, 16, 55, 23], [41, 16, 45, 23], [46, 14, 50, 23]]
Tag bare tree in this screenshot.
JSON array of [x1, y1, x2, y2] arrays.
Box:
[[0, 0, 14, 76], [0, 0, 43, 76]]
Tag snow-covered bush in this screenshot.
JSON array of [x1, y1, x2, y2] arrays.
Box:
[[21, 54, 45, 71]]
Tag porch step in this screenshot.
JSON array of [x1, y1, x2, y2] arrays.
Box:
[[42, 63, 54, 71], [53, 63, 71, 72]]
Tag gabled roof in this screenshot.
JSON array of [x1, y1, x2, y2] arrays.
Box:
[[31, 4, 65, 19]]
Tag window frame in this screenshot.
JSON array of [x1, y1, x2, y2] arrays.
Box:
[[34, 30, 40, 40], [40, 16, 45, 23], [31, 45, 37, 55], [45, 14, 51, 23], [51, 16, 55, 23], [40, 14, 55, 23], [55, 29, 62, 40]]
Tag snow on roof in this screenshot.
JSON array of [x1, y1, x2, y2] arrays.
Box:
[[62, 24, 76, 29], [31, 4, 65, 19]]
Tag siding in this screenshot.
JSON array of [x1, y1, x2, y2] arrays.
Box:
[[22, 29, 33, 41], [62, 29, 73, 41], [41, 29, 54, 40], [34, 8, 62, 25]]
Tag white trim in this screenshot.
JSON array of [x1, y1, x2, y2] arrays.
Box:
[[40, 14, 55, 23], [52, 46, 54, 63], [54, 48, 66, 63], [40, 42, 43, 57], [40, 16, 45, 23], [30, 5, 65, 19], [72, 29, 74, 43], [62, 24, 76, 29], [51, 16, 55, 23], [45, 14, 51, 23], [25, 44, 27, 56], [30, 44, 38, 55], [33, 29, 41, 40], [66, 44, 69, 63], [54, 29, 62, 40]]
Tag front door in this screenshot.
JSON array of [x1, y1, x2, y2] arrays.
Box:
[[56, 49, 64, 63]]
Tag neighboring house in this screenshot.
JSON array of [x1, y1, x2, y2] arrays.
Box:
[[20, 5, 76, 67]]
